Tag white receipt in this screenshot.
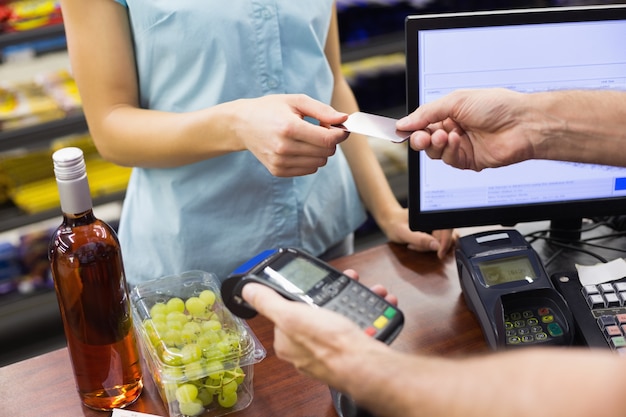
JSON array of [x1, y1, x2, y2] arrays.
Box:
[[112, 409, 163, 417], [575, 258, 626, 286]]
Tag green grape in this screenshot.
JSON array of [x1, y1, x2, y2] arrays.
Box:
[[224, 334, 241, 351], [184, 361, 206, 381], [181, 322, 201, 344], [143, 319, 161, 346], [199, 328, 221, 344], [185, 296, 208, 317], [210, 370, 225, 382], [197, 387, 214, 406], [143, 318, 156, 330], [161, 346, 183, 366], [190, 378, 204, 387], [183, 321, 202, 335], [227, 367, 245, 385], [199, 289, 216, 307], [206, 376, 222, 386], [202, 319, 222, 332], [162, 366, 184, 380], [204, 311, 218, 322], [221, 379, 238, 396], [235, 368, 245, 385], [180, 328, 198, 345], [163, 329, 183, 347], [150, 302, 168, 317], [143, 289, 251, 415], [218, 391, 238, 408], [206, 360, 224, 380], [180, 343, 202, 364], [166, 311, 189, 328], [178, 398, 204, 416], [215, 340, 232, 355], [175, 383, 198, 403], [151, 312, 167, 323], [153, 320, 169, 337], [163, 381, 179, 401], [202, 382, 220, 396], [167, 297, 186, 313], [202, 347, 226, 363], [164, 321, 183, 333], [196, 333, 216, 350]]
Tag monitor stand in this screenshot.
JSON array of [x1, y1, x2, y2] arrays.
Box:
[[549, 217, 583, 242]]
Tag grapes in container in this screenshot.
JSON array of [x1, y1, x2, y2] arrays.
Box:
[[131, 270, 266, 417]]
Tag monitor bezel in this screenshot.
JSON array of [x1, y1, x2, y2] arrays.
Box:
[[406, 4, 626, 233]]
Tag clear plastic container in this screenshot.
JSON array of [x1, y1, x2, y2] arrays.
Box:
[[131, 270, 266, 417]]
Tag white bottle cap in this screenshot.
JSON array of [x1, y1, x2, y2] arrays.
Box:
[[53, 147, 93, 214]]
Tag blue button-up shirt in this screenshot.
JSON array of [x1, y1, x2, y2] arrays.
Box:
[[112, 0, 366, 284]]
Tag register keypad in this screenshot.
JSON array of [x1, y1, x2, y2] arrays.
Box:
[[582, 281, 626, 353], [504, 307, 564, 346]]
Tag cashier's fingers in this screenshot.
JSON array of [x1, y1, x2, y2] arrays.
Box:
[[338, 269, 398, 305], [289, 94, 349, 131], [258, 123, 350, 177], [242, 283, 306, 322], [267, 154, 332, 177], [304, 117, 351, 148], [343, 268, 359, 280], [287, 94, 351, 148], [365, 284, 396, 306], [242, 282, 368, 382], [242, 273, 398, 321], [242, 283, 360, 336]]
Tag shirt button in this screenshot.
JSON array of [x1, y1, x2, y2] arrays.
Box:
[[262, 7, 273, 19], [267, 78, 278, 89]]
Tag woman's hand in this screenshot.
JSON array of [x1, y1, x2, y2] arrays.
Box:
[[376, 206, 457, 259], [230, 94, 350, 177]]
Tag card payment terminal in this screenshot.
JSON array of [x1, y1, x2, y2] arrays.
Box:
[[456, 229, 575, 349], [221, 247, 404, 344], [222, 247, 404, 417]]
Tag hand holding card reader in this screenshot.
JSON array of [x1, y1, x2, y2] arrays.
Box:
[[456, 230, 574, 349], [221, 247, 404, 344]]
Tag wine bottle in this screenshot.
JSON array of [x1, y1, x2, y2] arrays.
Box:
[[48, 147, 143, 410]]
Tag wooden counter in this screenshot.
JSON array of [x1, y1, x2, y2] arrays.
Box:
[[0, 243, 488, 417]]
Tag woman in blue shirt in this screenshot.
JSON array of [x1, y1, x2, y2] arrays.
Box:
[[58, 0, 455, 284]]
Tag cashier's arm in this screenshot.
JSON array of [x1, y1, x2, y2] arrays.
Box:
[[323, 5, 455, 257], [243, 282, 626, 417], [60, 0, 349, 174]]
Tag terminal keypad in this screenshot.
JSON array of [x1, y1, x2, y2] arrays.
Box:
[[324, 280, 400, 340], [504, 306, 565, 346]]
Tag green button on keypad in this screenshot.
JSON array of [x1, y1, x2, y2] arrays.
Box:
[[547, 323, 564, 337], [383, 306, 397, 319]]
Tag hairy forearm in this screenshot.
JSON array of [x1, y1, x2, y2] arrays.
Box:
[[530, 90, 626, 167], [338, 345, 626, 417]]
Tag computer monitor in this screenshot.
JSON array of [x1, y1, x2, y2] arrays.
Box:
[[406, 4, 626, 240]]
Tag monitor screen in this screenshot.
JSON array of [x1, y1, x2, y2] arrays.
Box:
[[406, 4, 626, 239]]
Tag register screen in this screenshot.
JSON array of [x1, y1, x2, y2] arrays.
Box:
[[416, 20, 626, 212]]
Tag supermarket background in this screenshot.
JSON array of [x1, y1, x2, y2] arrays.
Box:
[[0, 0, 616, 365]]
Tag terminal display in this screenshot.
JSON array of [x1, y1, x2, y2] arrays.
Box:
[[478, 256, 536, 287]]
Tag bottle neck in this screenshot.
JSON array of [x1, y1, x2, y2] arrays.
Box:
[[57, 171, 93, 215], [62, 208, 97, 227]]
